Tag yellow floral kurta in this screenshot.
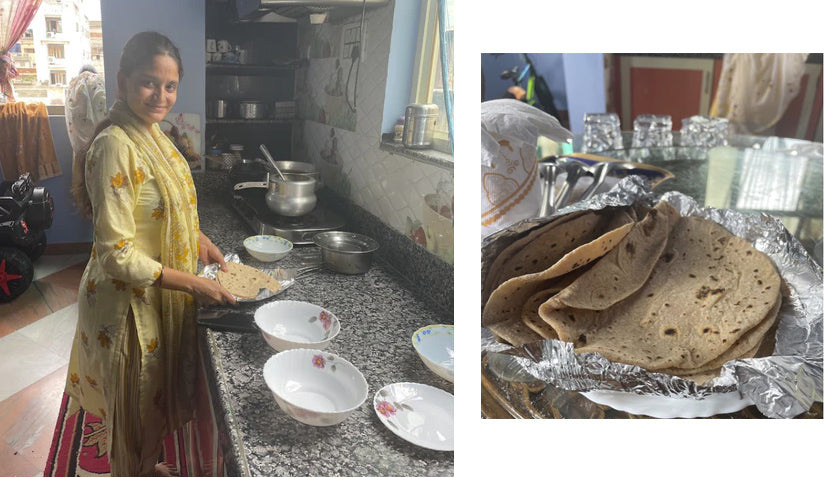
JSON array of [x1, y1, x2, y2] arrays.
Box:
[[65, 100, 200, 475]]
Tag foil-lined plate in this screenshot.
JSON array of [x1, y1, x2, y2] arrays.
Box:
[[481, 175, 823, 419], [200, 253, 296, 303]]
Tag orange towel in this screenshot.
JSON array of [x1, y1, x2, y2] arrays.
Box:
[[0, 101, 62, 181]]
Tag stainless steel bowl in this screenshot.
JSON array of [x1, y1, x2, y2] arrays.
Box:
[[312, 231, 379, 274]]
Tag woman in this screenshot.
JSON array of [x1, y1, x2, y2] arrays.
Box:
[[66, 31, 235, 476]]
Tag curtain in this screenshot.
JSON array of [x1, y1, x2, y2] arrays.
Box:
[[709, 53, 809, 135], [0, 0, 43, 101]]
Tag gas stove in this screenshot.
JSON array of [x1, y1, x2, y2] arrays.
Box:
[[231, 188, 345, 245]]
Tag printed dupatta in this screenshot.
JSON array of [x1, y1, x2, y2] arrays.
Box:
[[107, 99, 200, 430]]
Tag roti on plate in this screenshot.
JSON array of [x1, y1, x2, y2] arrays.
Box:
[[539, 212, 783, 373], [216, 262, 281, 299], [482, 208, 638, 329]]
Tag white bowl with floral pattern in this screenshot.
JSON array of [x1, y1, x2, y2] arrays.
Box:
[[412, 324, 454, 383], [254, 300, 340, 352], [263, 348, 368, 426], [243, 235, 293, 262]]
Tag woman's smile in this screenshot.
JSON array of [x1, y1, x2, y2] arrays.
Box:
[[118, 54, 180, 129]]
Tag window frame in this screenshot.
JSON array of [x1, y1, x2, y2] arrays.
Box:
[[408, 0, 452, 155]]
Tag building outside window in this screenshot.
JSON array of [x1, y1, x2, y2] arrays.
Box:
[[8, 0, 103, 112], [50, 70, 66, 85], [47, 44, 65, 59], [45, 16, 62, 34]]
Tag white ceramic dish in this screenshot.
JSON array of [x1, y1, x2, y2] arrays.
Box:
[[244, 235, 293, 262], [254, 301, 340, 352], [373, 382, 453, 451], [412, 325, 454, 383], [263, 349, 368, 426], [580, 389, 754, 418]]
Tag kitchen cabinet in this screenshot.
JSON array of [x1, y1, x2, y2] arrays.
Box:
[[205, 0, 299, 162], [617, 55, 717, 131]]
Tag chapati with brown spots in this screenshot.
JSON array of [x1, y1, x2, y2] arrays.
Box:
[[482, 218, 635, 328], [539, 214, 782, 372], [216, 262, 282, 299]]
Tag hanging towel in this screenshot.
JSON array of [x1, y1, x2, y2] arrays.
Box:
[[710, 53, 809, 135], [0, 101, 61, 181]]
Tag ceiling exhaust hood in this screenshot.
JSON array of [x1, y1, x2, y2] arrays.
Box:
[[235, 0, 389, 23]]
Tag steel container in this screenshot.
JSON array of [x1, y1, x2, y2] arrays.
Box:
[[312, 231, 379, 274], [402, 103, 439, 148]]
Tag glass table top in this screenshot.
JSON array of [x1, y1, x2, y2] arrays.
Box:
[[564, 134, 823, 264]]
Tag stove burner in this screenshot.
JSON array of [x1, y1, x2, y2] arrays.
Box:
[[231, 188, 345, 244]]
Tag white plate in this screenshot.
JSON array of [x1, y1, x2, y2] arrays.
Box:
[[580, 389, 753, 418], [373, 382, 453, 451]]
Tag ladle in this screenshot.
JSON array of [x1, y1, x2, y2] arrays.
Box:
[[259, 144, 286, 181]]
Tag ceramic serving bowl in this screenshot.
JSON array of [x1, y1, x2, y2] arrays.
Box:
[[243, 235, 293, 262], [412, 324, 454, 383], [263, 348, 368, 426], [254, 300, 340, 352]]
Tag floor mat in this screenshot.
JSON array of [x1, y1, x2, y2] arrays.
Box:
[[44, 393, 189, 477]]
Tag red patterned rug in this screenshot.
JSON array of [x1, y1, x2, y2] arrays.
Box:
[[44, 393, 190, 477]]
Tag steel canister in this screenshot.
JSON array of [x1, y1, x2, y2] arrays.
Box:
[[402, 104, 439, 148]]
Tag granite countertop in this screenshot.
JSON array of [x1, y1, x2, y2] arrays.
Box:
[[193, 172, 454, 476]]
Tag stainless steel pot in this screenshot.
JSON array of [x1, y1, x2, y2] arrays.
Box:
[[239, 101, 266, 119], [265, 173, 317, 216], [311, 231, 379, 274], [266, 161, 322, 191]]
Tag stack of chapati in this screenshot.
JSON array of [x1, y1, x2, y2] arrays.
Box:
[[216, 262, 281, 299], [483, 200, 783, 381]]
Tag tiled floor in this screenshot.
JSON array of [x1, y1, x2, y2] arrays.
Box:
[[0, 253, 88, 477]]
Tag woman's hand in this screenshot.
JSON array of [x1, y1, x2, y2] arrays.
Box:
[[189, 275, 237, 306], [199, 231, 227, 271], [156, 266, 237, 306]]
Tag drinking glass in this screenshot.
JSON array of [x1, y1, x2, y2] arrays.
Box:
[[632, 114, 673, 148], [582, 113, 623, 152], [680, 115, 729, 147]]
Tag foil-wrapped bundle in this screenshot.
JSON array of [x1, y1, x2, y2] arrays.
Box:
[[481, 175, 823, 418]]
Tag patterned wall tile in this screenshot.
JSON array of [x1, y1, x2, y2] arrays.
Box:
[[295, 1, 454, 263]]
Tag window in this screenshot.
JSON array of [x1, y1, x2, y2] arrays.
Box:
[[45, 16, 62, 34], [50, 71, 66, 85], [410, 0, 454, 154], [9, 1, 103, 113], [47, 44, 65, 59]]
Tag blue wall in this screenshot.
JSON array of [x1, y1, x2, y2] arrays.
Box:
[[481, 53, 606, 133], [100, 0, 206, 115], [14, 0, 206, 245], [481, 53, 568, 110], [381, 0, 422, 133], [561, 53, 605, 134]]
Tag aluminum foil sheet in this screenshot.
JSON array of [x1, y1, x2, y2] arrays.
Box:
[[200, 253, 296, 303], [481, 175, 823, 418]]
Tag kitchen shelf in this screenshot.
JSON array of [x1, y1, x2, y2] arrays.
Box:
[[206, 62, 304, 76]]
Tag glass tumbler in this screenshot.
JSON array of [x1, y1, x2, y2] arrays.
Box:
[[680, 115, 729, 147], [632, 114, 673, 148], [582, 113, 623, 152]]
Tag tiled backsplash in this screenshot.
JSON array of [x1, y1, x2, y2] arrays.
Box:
[[293, 1, 454, 264]]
